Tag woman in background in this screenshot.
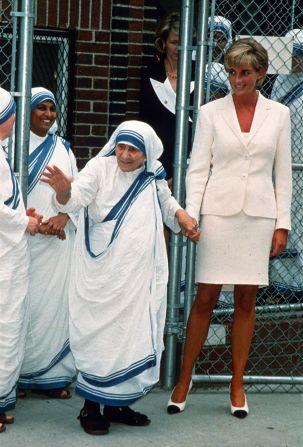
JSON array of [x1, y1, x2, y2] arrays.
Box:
[[139, 12, 188, 185], [18, 87, 77, 399]]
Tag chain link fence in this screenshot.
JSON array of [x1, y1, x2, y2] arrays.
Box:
[[0, 0, 15, 90], [187, 0, 303, 391], [0, 3, 72, 139]]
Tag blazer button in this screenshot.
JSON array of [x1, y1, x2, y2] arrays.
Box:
[[241, 174, 247, 179]]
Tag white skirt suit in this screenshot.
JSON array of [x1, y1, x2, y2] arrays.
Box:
[[186, 93, 292, 285]]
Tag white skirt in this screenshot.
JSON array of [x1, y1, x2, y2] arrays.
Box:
[[195, 211, 275, 285]]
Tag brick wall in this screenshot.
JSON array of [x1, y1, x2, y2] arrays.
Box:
[[35, 0, 158, 168], [108, 0, 157, 134]]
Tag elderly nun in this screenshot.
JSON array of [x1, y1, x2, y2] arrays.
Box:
[[41, 120, 199, 435], [18, 87, 77, 399], [0, 87, 40, 432]]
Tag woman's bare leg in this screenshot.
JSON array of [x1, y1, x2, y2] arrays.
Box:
[[230, 284, 258, 407], [171, 283, 222, 403]]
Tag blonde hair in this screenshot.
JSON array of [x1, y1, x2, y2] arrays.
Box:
[[154, 12, 180, 55], [224, 38, 268, 88]]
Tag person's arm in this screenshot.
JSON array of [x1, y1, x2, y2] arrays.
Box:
[[156, 178, 200, 241], [175, 208, 200, 242], [139, 59, 164, 123], [0, 202, 29, 241], [185, 106, 214, 222], [41, 157, 101, 213], [271, 106, 292, 256], [0, 160, 31, 246], [273, 107, 292, 230], [41, 164, 72, 204], [64, 148, 79, 230]]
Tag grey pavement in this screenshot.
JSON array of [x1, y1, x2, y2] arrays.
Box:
[[1, 386, 302, 447]]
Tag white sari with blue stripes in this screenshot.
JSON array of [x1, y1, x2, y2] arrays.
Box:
[[56, 155, 180, 406], [0, 146, 29, 412], [19, 132, 77, 391], [270, 74, 303, 298]]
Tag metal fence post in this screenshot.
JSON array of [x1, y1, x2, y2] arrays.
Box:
[[183, 0, 210, 330], [163, 0, 195, 390], [13, 0, 35, 205]]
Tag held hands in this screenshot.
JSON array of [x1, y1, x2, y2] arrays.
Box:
[[39, 213, 69, 240], [270, 228, 288, 257], [26, 216, 40, 235], [25, 207, 68, 240], [175, 209, 200, 242], [26, 207, 43, 223], [41, 165, 72, 204], [26, 208, 43, 235]]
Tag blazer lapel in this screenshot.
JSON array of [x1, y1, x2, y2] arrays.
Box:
[[246, 92, 271, 145], [219, 93, 244, 147], [219, 92, 272, 148]]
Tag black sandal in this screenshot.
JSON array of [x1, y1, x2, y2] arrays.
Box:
[[103, 405, 151, 426], [77, 408, 110, 435]]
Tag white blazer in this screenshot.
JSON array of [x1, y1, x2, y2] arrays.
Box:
[[186, 92, 292, 230]]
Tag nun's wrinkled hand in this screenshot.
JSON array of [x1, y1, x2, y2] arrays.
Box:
[[175, 209, 201, 242], [41, 165, 72, 204], [41, 165, 72, 194]]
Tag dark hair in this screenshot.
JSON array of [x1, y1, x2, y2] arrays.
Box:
[[154, 12, 180, 54], [224, 38, 269, 87]]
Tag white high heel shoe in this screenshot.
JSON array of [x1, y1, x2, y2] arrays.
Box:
[[167, 380, 193, 414], [230, 390, 249, 419]]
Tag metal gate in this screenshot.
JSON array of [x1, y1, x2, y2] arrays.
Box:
[[164, 0, 303, 392]]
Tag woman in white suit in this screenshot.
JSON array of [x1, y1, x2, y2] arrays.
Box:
[[167, 38, 292, 418]]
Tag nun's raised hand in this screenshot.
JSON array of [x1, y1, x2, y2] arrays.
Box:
[[41, 165, 72, 204]]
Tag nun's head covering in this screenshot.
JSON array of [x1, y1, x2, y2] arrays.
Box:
[[206, 62, 230, 95], [0, 87, 16, 125], [31, 87, 56, 111], [208, 16, 233, 48], [98, 120, 163, 174], [286, 29, 303, 57]]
